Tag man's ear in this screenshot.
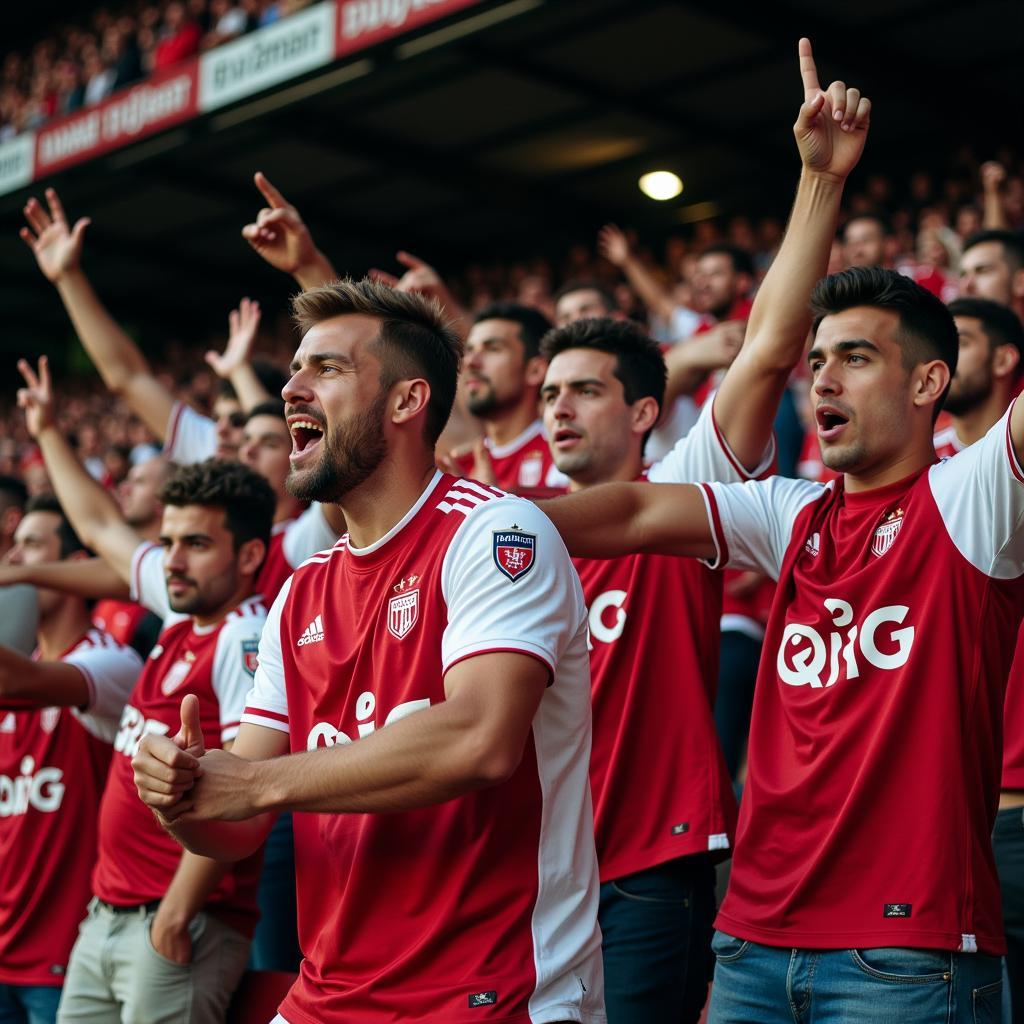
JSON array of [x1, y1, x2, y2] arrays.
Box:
[[524, 355, 548, 389], [912, 359, 951, 413], [391, 379, 431, 426], [237, 537, 266, 578], [993, 342, 1021, 383], [631, 396, 659, 437]]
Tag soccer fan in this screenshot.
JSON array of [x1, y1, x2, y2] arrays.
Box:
[[133, 278, 605, 1023], [0, 495, 140, 1024], [553, 280, 622, 328], [542, 44, 1014, 1020], [934, 297, 1024, 1019], [959, 229, 1024, 322], [0, 476, 26, 562], [453, 301, 566, 494], [16, 357, 274, 1024], [839, 213, 889, 269]]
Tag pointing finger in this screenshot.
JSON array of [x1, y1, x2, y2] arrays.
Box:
[[798, 37, 820, 100], [396, 251, 427, 271], [254, 171, 289, 210]]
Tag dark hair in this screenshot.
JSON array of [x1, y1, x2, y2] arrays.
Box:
[[245, 399, 286, 422], [842, 213, 889, 240], [697, 243, 755, 279], [472, 302, 553, 360], [159, 459, 275, 554], [962, 229, 1024, 273], [540, 317, 667, 449], [553, 279, 618, 313], [24, 493, 89, 558], [810, 267, 959, 418], [0, 475, 27, 515], [947, 297, 1024, 364], [217, 359, 289, 401], [292, 278, 462, 446]]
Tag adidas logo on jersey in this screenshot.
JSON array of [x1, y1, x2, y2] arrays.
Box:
[[297, 615, 325, 646], [804, 532, 820, 557]]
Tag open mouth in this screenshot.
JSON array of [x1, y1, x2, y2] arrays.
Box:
[[288, 417, 325, 460], [815, 406, 850, 442], [553, 427, 583, 448]]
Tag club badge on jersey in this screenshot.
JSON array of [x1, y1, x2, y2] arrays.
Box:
[[871, 507, 905, 558], [492, 529, 536, 583], [387, 591, 419, 640]]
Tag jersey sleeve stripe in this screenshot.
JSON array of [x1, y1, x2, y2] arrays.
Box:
[[241, 711, 290, 734], [165, 401, 185, 455], [711, 398, 776, 480], [699, 483, 729, 570], [1005, 407, 1024, 484], [443, 641, 555, 680]]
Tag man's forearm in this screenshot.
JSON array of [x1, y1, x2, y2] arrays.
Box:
[[0, 557, 129, 600], [228, 364, 272, 412], [293, 251, 338, 290], [157, 851, 233, 927], [620, 256, 675, 321]]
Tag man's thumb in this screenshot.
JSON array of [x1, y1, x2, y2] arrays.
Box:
[[178, 694, 205, 755]]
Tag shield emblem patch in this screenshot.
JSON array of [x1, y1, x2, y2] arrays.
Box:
[[160, 659, 192, 696], [388, 590, 419, 640], [871, 507, 904, 558], [492, 530, 536, 583], [242, 638, 259, 677]]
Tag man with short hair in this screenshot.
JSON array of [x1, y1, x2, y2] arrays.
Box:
[[553, 281, 622, 328], [454, 301, 566, 494], [840, 213, 889, 269], [16, 357, 275, 1024], [0, 495, 141, 1024], [959, 229, 1024, 321], [133, 277, 605, 1023]]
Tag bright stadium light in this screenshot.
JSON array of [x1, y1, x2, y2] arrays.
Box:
[[639, 171, 683, 201]]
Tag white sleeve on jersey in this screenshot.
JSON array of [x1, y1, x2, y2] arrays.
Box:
[[647, 394, 775, 485], [66, 632, 143, 743], [241, 576, 292, 735], [164, 401, 217, 465], [281, 504, 339, 568], [211, 602, 268, 744], [700, 475, 825, 578], [129, 541, 172, 620], [929, 399, 1024, 579], [440, 495, 588, 676]]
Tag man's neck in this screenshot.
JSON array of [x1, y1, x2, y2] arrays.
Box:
[[483, 402, 540, 449], [952, 392, 1012, 447], [340, 457, 438, 550], [274, 493, 303, 525], [37, 601, 93, 661], [843, 441, 937, 494], [567, 454, 645, 493]]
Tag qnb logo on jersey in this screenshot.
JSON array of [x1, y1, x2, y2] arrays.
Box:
[[305, 690, 431, 750], [297, 615, 325, 646], [776, 598, 915, 689], [113, 705, 171, 758], [588, 589, 627, 646], [0, 756, 65, 817]]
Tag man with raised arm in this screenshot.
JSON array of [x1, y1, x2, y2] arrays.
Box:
[[0, 495, 141, 1024], [540, 41, 1013, 1023], [133, 278, 605, 1024], [16, 358, 275, 1024]]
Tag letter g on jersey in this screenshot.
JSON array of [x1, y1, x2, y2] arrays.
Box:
[[777, 599, 915, 689]]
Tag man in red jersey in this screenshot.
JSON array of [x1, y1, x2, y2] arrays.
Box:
[[452, 302, 568, 494], [542, 41, 1012, 1022], [16, 357, 275, 1024], [0, 495, 140, 1024], [933, 297, 1024, 1020], [133, 278, 605, 1024]]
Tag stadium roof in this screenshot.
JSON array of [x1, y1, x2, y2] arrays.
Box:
[[0, 0, 1021, 362]]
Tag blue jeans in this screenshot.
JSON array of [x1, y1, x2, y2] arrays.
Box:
[[707, 931, 1002, 1023], [0, 985, 61, 1024], [599, 855, 717, 1023], [248, 813, 301, 971], [993, 806, 1023, 1023]]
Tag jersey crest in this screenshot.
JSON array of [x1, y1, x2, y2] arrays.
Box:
[[871, 507, 905, 558], [242, 638, 259, 677], [493, 529, 536, 583], [160, 658, 192, 696], [387, 589, 419, 640]]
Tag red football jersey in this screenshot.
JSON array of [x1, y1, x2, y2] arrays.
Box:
[[243, 472, 604, 1023], [98, 545, 267, 934], [256, 506, 339, 605], [456, 419, 568, 495], [0, 630, 140, 986], [702, 403, 1024, 954]]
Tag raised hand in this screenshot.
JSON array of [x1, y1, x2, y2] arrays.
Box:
[[597, 224, 631, 268], [793, 38, 871, 182], [242, 172, 334, 287], [19, 187, 90, 283], [16, 356, 56, 439], [370, 251, 449, 303], [205, 297, 262, 379], [981, 161, 1006, 195]]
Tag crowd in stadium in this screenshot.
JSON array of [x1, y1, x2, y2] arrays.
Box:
[[0, 29, 1023, 1024]]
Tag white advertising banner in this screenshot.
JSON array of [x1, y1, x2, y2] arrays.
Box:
[[0, 134, 36, 198]]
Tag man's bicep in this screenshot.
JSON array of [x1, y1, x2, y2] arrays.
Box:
[[120, 374, 174, 443], [638, 482, 718, 560], [94, 521, 151, 587], [13, 661, 90, 708]]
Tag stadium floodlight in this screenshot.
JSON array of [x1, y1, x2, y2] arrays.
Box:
[[638, 171, 683, 201]]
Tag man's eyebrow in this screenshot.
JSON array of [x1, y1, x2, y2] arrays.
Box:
[[159, 533, 214, 545], [807, 339, 881, 363], [541, 377, 604, 394], [288, 351, 355, 374]]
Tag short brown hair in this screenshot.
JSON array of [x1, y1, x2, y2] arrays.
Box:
[[292, 278, 462, 445]]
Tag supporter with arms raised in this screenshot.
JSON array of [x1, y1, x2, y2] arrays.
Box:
[[0, 495, 141, 1024], [133, 278, 605, 1024], [16, 357, 273, 1024], [541, 41, 1013, 1022]]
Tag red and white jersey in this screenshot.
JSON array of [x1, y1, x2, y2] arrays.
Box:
[[457, 420, 569, 496], [574, 400, 771, 881], [0, 629, 140, 986], [244, 472, 604, 1024], [164, 401, 217, 465], [700, 403, 1024, 954], [95, 544, 267, 934], [933, 423, 966, 461], [256, 505, 339, 606]]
